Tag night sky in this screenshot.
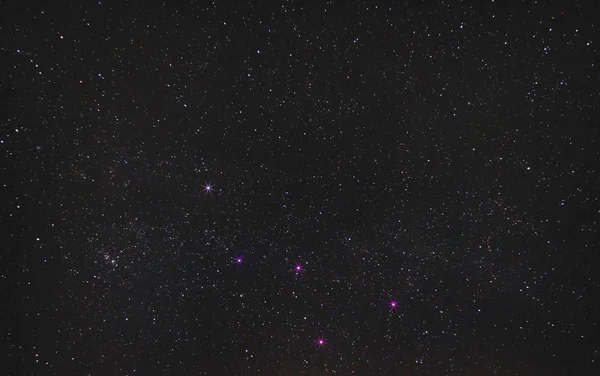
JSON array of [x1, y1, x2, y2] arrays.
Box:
[[1, 1, 599, 375]]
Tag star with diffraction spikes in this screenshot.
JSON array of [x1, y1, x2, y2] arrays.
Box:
[[233, 255, 244, 268], [202, 181, 215, 197], [389, 299, 398, 311], [316, 337, 326, 348], [293, 263, 304, 276]]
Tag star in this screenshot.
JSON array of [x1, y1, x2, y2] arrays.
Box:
[[202, 182, 215, 196], [316, 337, 326, 347], [294, 263, 304, 275], [389, 299, 398, 310]]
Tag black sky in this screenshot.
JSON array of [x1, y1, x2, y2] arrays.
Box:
[[1, 1, 599, 375]]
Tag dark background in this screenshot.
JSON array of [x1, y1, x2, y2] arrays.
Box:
[[1, 1, 598, 375]]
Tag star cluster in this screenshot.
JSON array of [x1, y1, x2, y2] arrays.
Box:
[[1, 1, 598, 375]]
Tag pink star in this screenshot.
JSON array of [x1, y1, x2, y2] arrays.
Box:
[[317, 337, 326, 347], [389, 299, 398, 310], [294, 263, 304, 275]]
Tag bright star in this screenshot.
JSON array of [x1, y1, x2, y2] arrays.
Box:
[[294, 263, 304, 275], [389, 299, 398, 310], [202, 182, 215, 196], [316, 337, 326, 347]]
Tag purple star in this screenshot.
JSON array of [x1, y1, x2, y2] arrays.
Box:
[[294, 263, 304, 275], [316, 337, 326, 347], [202, 182, 215, 196], [235, 256, 243, 264], [389, 299, 398, 310]]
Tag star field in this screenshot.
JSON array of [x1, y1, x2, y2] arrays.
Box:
[[1, 1, 599, 375]]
